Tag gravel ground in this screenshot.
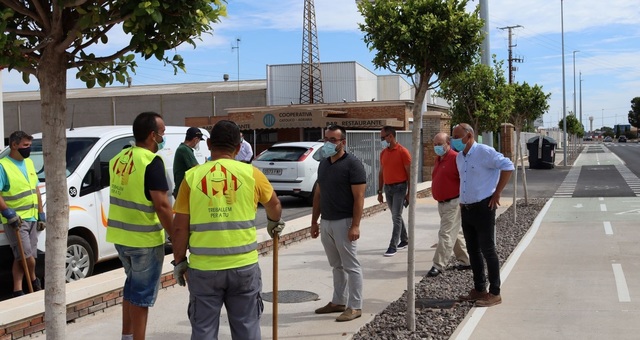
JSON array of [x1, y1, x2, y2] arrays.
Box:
[[353, 198, 548, 340]]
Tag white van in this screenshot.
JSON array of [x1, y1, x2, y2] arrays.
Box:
[[0, 125, 209, 282]]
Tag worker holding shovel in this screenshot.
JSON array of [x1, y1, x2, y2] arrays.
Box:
[[0, 131, 45, 297]]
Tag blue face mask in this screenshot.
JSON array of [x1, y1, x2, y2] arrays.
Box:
[[322, 141, 338, 157], [156, 135, 166, 152], [451, 138, 466, 152], [434, 145, 446, 156], [381, 140, 390, 148]]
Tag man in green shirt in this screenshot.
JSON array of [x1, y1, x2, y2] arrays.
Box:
[[172, 127, 203, 198]]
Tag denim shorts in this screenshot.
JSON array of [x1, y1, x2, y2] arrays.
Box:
[[115, 244, 164, 307]]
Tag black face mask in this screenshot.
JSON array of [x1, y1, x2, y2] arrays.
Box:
[[18, 147, 31, 159]]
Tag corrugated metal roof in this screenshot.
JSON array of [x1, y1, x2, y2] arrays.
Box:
[[3, 79, 267, 102]]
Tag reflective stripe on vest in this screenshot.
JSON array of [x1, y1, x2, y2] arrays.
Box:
[[106, 147, 164, 247], [186, 160, 257, 271], [0, 157, 39, 223]]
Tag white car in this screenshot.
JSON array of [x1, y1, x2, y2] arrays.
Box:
[[252, 141, 324, 204], [0, 126, 209, 282]]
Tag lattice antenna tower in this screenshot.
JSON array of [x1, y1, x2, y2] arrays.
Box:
[[299, 0, 324, 104]]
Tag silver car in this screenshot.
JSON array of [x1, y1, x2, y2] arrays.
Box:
[[252, 141, 325, 204]]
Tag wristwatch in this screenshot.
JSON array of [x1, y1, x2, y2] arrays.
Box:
[[171, 258, 186, 266]]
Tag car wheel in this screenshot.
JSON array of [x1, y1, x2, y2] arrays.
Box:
[[66, 235, 95, 282]]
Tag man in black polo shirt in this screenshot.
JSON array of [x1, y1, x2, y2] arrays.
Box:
[[310, 124, 367, 322]]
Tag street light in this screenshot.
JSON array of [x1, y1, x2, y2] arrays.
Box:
[[572, 50, 579, 118], [561, 0, 567, 166], [579, 72, 583, 129], [232, 38, 241, 106]]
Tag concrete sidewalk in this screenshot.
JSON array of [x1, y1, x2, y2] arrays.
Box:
[[29, 182, 476, 339]]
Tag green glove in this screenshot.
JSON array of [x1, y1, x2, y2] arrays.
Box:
[[267, 218, 285, 238]]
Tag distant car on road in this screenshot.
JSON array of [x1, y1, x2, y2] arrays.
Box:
[[604, 136, 613, 142], [618, 136, 627, 143]]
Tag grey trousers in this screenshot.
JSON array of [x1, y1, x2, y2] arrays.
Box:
[[320, 217, 363, 310], [186, 263, 263, 340]]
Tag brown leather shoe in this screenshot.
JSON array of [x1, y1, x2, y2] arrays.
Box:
[[458, 288, 489, 302], [315, 302, 346, 314], [335, 308, 362, 322], [475, 293, 502, 307]]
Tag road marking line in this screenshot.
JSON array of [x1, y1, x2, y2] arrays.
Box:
[[603, 221, 613, 235], [612, 264, 631, 302], [601, 204, 607, 211], [599, 197, 604, 201], [453, 198, 554, 340]]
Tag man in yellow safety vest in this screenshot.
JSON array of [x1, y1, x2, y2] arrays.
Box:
[[172, 120, 284, 339], [106, 112, 174, 340], [0, 131, 45, 297]]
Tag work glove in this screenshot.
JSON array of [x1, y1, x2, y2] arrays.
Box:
[[172, 259, 188, 286], [37, 212, 46, 231], [267, 218, 285, 238], [2, 208, 21, 230]]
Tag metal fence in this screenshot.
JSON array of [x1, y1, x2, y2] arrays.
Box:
[[346, 130, 422, 197]]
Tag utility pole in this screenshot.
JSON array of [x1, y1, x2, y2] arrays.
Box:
[[498, 25, 523, 84]]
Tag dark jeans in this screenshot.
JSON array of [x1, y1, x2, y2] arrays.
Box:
[[384, 182, 408, 250], [460, 196, 501, 295]]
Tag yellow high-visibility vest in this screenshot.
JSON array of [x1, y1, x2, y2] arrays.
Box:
[[0, 157, 38, 222], [186, 159, 257, 270], [106, 146, 164, 247]]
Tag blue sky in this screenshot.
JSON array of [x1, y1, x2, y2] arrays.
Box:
[[2, 0, 639, 131]]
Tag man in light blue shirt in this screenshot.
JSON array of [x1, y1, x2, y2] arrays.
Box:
[[452, 123, 513, 308], [234, 132, 253, 163]]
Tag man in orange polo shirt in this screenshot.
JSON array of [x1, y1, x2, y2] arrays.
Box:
[[377, 126, 411, 257]]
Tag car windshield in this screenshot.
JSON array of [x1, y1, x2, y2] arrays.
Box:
[[0, 137, 98, 182], [256, 146, 310, 162]]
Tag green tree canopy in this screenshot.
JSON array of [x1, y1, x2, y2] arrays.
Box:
[[559, 114, 585, 137], [357, 0, 484, 110], [628, 97, 640, 130], [1, 1, 227, 337], [437, 56, 512, 133], [510, 81, 550, 131]]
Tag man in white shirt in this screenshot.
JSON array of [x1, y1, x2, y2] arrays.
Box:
[[235, 132, 253, 163]]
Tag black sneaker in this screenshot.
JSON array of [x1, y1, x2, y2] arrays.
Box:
[[397, 241, 408, 250], [383, 247, 397, 257], [13, 290, 25, 298], [32, 277, 42, 292]]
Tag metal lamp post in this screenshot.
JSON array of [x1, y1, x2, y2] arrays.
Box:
[[572, 50, 579, 117], [561, 0, 567, 166]]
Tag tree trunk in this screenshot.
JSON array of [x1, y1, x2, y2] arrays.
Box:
[[512, 127, 518, 224], [37, 46, 69, 339], [405, 75, 428, 331], [520, 133, 529, 204]]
